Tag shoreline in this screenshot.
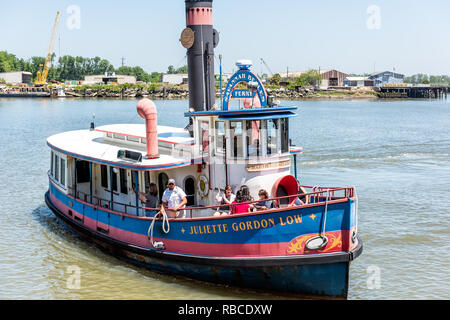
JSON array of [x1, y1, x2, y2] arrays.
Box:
[[1, 83, 447, 101]]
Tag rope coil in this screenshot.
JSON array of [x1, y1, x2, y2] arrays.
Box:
[[148, 210, 170, 250]]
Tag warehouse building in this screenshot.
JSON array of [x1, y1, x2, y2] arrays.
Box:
[[161, 74, 189, 85], [277, 69, 348, 88], [319, 69, 348, 87], [0, 71, 32, 85], [344, 77, 375, 87], [369, 71, 404, 87], [84, 72, 136, 85]]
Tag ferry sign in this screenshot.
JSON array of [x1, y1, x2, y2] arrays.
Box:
[[222, 68, 268, 110], [231, 89, 257, 99]]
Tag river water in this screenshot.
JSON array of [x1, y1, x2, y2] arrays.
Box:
[[0, 97, 449, 300]]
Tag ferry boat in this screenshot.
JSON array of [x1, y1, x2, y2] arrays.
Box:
[[45, 0, 362, 298]]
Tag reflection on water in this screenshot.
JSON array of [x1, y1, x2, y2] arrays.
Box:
[[0, 98, 449, 299]]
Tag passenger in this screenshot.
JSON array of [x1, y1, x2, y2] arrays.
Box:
[[160, 179, 188, 219], [231, 185, 254, 214], [292, 197, 305, 206], [254, 189, 273, 211], [298, 185, 309, 204], [214, 185, 236, 217], [240, 185, 254, 210], [290, 183, 307, 206], [231, 191, 251, 215], [132, 183, 159, 217]]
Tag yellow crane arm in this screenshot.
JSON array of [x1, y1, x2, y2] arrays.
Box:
[[37, 11, 60, 84]]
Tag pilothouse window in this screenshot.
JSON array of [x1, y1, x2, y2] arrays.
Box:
[[280, 118, 289, 153], [215, 121, 225, 154], [230, 121, 243, 159], [199, 121, 210, 153], [267, 119, 279, 155], [246, 121, 261, 157]]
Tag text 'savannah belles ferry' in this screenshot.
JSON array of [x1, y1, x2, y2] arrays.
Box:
[[45, 0, 362, 298]]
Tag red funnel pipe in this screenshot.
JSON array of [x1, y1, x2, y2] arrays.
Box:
[[137, 99, 159, 159]]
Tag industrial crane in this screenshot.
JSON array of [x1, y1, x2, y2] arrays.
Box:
[[35, 11, 60, 86], [260, 58, 274, 77]]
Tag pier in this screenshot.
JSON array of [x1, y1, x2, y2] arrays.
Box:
[[0, 85, 51, 98], [376, 85, 448, 99]]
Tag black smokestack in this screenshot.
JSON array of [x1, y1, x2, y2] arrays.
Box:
[[181, 0, 217, 112]]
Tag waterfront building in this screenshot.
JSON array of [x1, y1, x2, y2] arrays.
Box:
[[84, 72, 136, 85], [369, 71, 404, 87], [344, 77, 375, 87], [0, 71, 32, 85], [277, 69, 348, 88], [161, 73, 189, 85], [319, 69, 348, 87]]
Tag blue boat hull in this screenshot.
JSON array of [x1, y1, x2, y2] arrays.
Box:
[[45, 191, 362, 298]]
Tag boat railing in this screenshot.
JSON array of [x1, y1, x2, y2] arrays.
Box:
[[64, 184, 355, 220], [180, 186, 355, 219], [67, 186, 142, 216]]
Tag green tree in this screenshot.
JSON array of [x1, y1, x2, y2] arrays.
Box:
[[294, 70, 321, 87], [167, 65, 188, 74], [0, 51, 18, 72], [269, 73, 281, 85]]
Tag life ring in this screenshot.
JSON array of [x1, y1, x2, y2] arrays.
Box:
[[197, 175, 209, 197]]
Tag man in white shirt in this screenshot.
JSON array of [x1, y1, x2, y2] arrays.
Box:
[[160, 179, 188, 219]]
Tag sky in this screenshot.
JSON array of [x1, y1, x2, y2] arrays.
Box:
[[1, 0, 450, 76]]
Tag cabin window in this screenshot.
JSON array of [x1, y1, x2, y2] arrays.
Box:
[[267, 119, 279, 155], [127, 136, 139, 143], [55, 155, 60, 181], [106, 132, 112, 138], [101, 165, 108, 188], [60, 158, 66, 186], [141, 139, 147, 145], [76, 160, 91, 184], [246, 121, 261, 158], [199, 121, 210, 153], [119, 169, 128, 194], [184, 177, 196, 206], [215, 121, 225, 154], [280, 118, 289, 153], [50, 151, 54, 177], [111, 168, 118, 192], [131, 171, 138, 194], [114, 133, 125, 140], [144, 172, 151, 193], [230, 121, 243, 159]]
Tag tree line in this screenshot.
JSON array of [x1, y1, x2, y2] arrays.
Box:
[[404, 74, 450, 85], [0, 51, 188, 83], [268, 70, 322, 87]]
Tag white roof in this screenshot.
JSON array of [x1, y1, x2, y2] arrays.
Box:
[[345, 77, 369, 81], [96, 124, 194, 145], [47, 124, 196, 170]]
